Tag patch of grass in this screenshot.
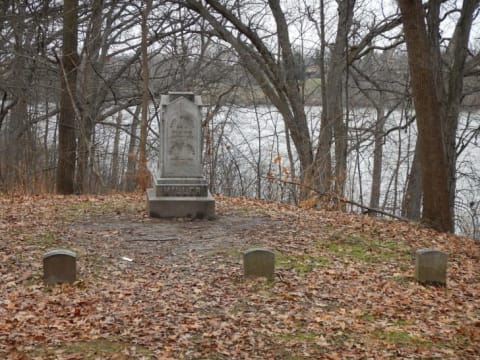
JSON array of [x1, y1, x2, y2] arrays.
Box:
[[63, 198, 143, 221], [324, 234, 410, 263], [440, 334, 471, 349], [209, 247, 242, 258], [329, 230, 344, 242], [248, 278, 276, 293], [115, 200, 144, 216], [63, 203, 94, 221], [376, 330, 429, 347], [31, 338, 152, 359], [393, 318, 412, 327], [24, 231, 62, 248], [391, 275, 414, 285], [358, 311, 376, 322], [331, 331, 354, 346], [276, 252, 330, 274], [279, 331, 320, 343]]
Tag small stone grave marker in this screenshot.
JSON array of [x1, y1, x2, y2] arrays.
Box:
[[43, 249, 77, 285], [243, 248, 275, 280], [414, 248, 448, 286]]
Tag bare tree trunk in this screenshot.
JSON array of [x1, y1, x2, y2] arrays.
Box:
[[125, 106, 140, 192], [77, 0, 105, 193], [333, 0, 354, 201], [268, 0, 313, 185], [421, 0, 479, 228], [136, 0, 152, 192], [255, 105, 262, 199], [438, 0, 479, 223], [398, 0, 452, 232], [6, 1, 35, 190], [56, 0, 78, 194], [285, 126, 298, 204], [110, 111, 122, 190], [402, 140, 422, 220], [314, 110, 333, 195], [315, 0, 355, 200], [369, 103, 386, 211], [312, 0, 332, 195], [43, 97, 51, 190], [8, 84, 30, 188], [392, 120, 403, 213]]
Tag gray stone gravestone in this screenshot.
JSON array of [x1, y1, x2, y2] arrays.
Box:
[[146, 92, 215, 218], [414, 248, 448, 286], [243, 248, 275, 280], [43, 249, 77, 285]]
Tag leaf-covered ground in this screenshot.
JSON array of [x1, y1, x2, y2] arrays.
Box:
[[0, 194, 479, 359]]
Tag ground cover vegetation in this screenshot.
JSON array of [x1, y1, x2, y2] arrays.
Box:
[[0, 194, 479, 358]]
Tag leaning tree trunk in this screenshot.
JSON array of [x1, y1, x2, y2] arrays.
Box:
[[56, 0, 78, 194], [268, 0, 314, 195], [185, 0, 314, 197], [398, 0, 452, 232]]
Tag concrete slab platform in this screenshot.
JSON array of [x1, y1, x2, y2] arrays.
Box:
[[146, 188, 215, 219]]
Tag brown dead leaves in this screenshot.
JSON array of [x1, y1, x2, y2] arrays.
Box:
[[0, 194, 479, 358]]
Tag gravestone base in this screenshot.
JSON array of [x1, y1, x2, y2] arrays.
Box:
[[154, 177, 209, 197], [146, 188, 215, 219]]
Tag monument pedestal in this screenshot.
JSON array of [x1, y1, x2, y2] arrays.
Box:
[[146, 92, 215, 219], [146, 188, 215, 219]]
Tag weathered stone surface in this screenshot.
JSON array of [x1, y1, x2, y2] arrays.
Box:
[[154, 178, 209, 197], [243, 248, 275, 280], [146, 92, 215, 218], [415, 248, 448, 286], [43, 249, 77, 285], [161, 96, 203, 178]]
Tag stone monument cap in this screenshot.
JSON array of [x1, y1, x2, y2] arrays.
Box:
[[160, 91, 202, 106], [43, 249, 77, 259]]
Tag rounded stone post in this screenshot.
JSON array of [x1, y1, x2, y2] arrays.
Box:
[[43, 249, 77, 285], [414, 248, 448, 286], [243, 248, 275, 280]]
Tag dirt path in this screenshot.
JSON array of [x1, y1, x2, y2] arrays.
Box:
[[66, 202, 276, 268]]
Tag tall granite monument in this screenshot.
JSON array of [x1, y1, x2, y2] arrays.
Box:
[[146, 92, 215, 218]]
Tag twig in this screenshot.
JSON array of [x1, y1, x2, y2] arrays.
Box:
[[127, 237, 178, 242]]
